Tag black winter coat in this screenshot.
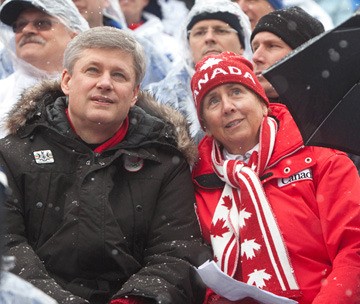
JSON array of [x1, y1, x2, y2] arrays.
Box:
[[0, 81, 211, 304]]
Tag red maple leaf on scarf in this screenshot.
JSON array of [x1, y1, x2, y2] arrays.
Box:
[[211, 218, 229, 238], [222, 195, 232, 209]]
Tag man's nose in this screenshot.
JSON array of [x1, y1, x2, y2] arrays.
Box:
[[96, 73, 113, 90]]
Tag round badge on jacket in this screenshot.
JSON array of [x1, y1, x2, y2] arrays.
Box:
[[124, 155, 144, 172]]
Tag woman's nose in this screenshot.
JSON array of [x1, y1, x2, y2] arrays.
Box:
[[222, 96, 236, 114]]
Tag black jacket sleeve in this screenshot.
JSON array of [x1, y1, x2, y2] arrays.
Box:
[[1, 153, 89, 304]]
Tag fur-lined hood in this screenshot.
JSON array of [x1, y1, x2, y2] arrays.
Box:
[[5, 80, 198, 165]]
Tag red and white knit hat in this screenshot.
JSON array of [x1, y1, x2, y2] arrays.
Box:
[[191, 51, 269, 120]]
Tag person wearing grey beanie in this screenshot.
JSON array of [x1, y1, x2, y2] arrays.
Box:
[[250, 6, 324, 101], [233, 0, 284, 29]]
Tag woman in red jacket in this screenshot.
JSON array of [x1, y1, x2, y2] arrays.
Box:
[[191, 51, 360, 304]]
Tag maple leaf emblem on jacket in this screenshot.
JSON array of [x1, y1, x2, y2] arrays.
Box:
[[210, 218, 229, 238]]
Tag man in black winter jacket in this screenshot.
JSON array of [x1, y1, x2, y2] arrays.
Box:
[[0, 26, 211, 304]]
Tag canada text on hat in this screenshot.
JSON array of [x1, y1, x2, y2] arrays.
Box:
[[191, 52, 269, 120]]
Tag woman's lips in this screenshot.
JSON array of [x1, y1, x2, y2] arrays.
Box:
[[225, 119, 243, 128]]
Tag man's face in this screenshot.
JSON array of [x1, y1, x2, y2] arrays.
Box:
[[14, 8, 75, 72], [251, 31, 292, 99], [234, 0, 274, 30], [188, 19, 243, 64], [72, 0, 106, 27], [61, 48, 139, 138]]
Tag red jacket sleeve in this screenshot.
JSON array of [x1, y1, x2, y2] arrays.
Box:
[[312, 151, 360, 303], [110, 296, 148, 304]]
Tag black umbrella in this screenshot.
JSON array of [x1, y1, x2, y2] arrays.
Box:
[[262, 12, 360, 155]]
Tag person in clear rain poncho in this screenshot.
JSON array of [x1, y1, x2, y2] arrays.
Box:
[[119, 0, 183, 65], [72, 0, 172, 90], [72, 0, 127, 28], [0, 0, 89, 138], [145, 0, 252, 144]]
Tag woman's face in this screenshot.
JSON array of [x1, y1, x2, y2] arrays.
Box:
[[202, 83, 268, 155]]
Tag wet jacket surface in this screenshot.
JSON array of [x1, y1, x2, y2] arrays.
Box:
[[192, 103, 360, 303], [0, 81, 211, 304]]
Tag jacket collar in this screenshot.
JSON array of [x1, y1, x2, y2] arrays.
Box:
[[192, 103, 305, 185], [5, 79, 198, 165]]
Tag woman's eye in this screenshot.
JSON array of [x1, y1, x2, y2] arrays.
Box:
[[208, 97, 219, 105], [230, 88, 242, 96]]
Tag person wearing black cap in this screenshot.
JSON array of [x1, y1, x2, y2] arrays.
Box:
[[0, 0, 88, 72], [250, 6, 324, 102]]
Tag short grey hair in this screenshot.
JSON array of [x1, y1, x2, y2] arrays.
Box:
[[63, 27, 146, 86]]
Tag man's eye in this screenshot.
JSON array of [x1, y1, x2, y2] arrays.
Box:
[[85, 67, 98, 73], [269, 44, 280, 49], [214, 28, 227, 35], [113, 72, 126, 80], [36, 19, 51, 28], [193, 30, 206, 36]]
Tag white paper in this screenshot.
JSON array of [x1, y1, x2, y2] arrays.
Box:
[[196, 260, 298, 304]]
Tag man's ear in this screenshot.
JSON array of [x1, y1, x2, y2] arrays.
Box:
[[131, 85, 140, 107], [61, 69, 71, 95], [69, 31, 77, 39]]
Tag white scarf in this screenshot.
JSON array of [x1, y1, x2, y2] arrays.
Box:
[[210, 116, 300, 297]]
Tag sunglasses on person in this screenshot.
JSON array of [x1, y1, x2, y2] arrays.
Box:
[[12, 18, 59, 33]]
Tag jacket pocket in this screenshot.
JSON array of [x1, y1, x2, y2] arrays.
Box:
[[24, 171, 76, 249]]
